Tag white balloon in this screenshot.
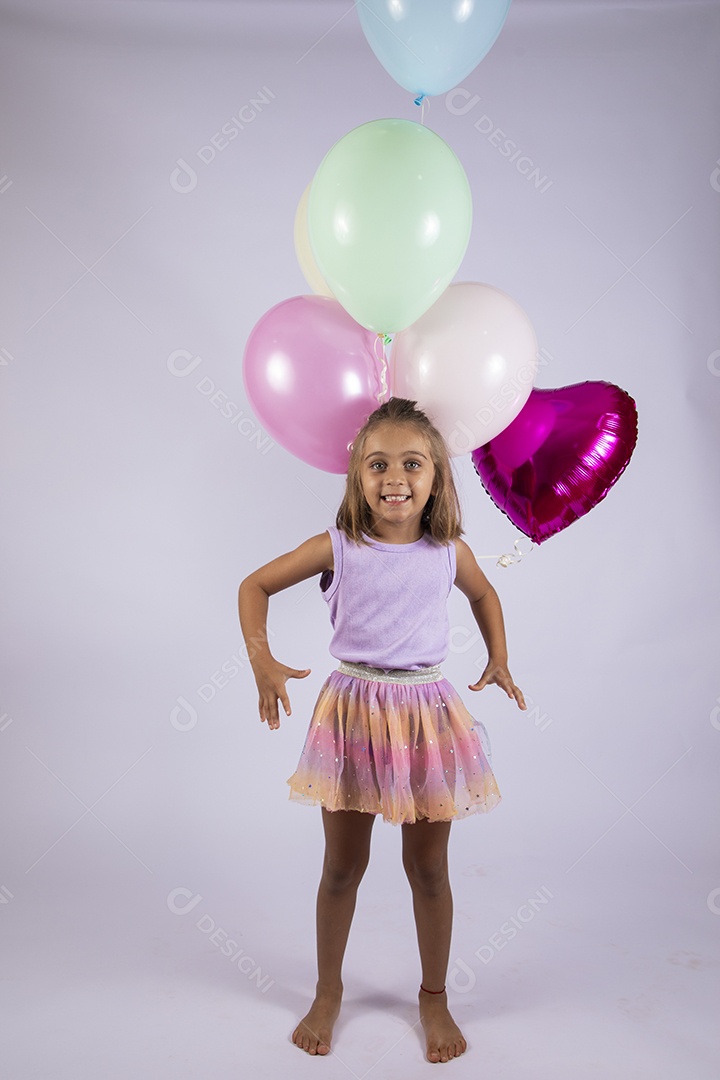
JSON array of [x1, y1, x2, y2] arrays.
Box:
[[293, 182, 334, 297], [390, 282, 539, 455]]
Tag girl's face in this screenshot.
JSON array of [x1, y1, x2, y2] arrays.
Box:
[[360, 423, 437, 541]]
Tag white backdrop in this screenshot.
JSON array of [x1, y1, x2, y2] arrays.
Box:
[[1, 1, 719, 1076]]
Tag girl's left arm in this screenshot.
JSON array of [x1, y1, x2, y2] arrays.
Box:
[[454, 539, 527, 710]]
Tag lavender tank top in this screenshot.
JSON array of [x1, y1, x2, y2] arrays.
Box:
[[319, 526, 457, 670]]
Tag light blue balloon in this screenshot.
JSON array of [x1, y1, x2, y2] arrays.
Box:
[[355, 0, 512, 100]]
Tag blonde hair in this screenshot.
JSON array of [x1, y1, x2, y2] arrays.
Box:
[[336, 397, 465, 547]]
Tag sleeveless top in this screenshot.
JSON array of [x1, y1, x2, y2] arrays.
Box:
[[319, 526, 457, 670]]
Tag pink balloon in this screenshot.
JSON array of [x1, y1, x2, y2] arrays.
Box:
[[471, 382, 638, 544], [243, 295, 384, 473]]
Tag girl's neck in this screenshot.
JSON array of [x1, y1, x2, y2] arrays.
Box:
[[367, 523, 425, 545]]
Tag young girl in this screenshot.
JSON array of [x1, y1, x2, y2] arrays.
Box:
[[238, 396, 526, 1064]]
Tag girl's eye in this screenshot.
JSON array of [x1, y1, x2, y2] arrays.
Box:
[[370, 461, 421, 470]]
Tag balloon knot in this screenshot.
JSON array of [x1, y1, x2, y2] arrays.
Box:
[[414, 94, 425, 107], [496, 539, 536, 568], [473, 540, 535, 568]]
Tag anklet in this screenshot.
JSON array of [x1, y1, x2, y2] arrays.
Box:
[[420, 983, 446, 994]]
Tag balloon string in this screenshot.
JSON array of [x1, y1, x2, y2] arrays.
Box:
[[474, 538, 536, 568], [347, 336, 392, 451], [374, 333, 392, 405]]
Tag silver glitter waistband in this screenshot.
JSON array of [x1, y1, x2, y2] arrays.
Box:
[[337, 660, 444, 684]]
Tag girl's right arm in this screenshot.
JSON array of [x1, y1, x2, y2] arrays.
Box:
[[238, 531, 333, 730]]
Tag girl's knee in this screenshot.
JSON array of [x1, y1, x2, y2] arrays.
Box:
[[402, 852, 449, 896], [321, 851, 370, 893]]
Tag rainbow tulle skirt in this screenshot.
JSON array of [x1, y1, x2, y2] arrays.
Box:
[[286, 660, 501, 826]]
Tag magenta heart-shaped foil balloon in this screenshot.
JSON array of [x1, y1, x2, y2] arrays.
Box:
[[471, 382, 638, 543]]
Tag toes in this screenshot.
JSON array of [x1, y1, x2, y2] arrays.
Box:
[[295, 1030, 313, 1053], [292, 1019, 333, 1056], [427, 1037, 467, 1063]]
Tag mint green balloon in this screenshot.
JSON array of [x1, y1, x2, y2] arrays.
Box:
[[307, 118, 472, 334]]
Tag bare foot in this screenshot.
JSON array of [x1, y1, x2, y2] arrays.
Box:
[[418, 988, 467, 1064], [291, 986, 342, 1056]]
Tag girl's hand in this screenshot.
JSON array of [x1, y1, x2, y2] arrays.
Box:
[[252, 659, 311, 730], [469, 659, 527, 710]]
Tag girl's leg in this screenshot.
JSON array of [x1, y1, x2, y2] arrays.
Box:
[[401, 818, 467, 1064], [292, 807, 376, 1055]]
